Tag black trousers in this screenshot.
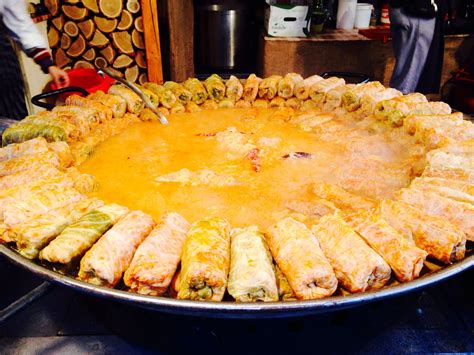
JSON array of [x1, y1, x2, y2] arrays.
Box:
[[0, 20, 28, 120]]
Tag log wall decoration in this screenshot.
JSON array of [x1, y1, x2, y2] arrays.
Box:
[[45, 0, 162, 84]]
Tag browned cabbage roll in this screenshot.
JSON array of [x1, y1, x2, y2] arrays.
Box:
[[379, 199, 466, 264], [309, 77, 345, 104], [243, 74, 262, 102], [225, 75, 244, 102], [294, 75, 323, 100], [87, 90, 127, 118], [312, 214, 391, 293], [124, 212, 190, 296], [78, 210, 156, 287], [258, 75, 282, 100], [227, 226, 278, 302], [266, 217, 337, 300], [177, 217, 231, 301], [108, 85, 144, 114], [204, 74, 226, 102], [313, 182, 377, 212], [278, 73, 303, 99], [398, 188, 474, 241], [344, 211, 427, 282], [65, 94, 113, 122], [341, 81, 385, 112]]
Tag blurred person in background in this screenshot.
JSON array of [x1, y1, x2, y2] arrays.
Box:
[[389, 0, 448, 94], [0, 0, 69, 119]]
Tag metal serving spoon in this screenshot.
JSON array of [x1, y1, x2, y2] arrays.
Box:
[[97, 66, 168, 125]]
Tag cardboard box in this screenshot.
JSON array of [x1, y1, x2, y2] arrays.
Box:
[[265, 1, 312, 37]]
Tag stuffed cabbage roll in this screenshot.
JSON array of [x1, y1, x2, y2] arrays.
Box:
[[124, 212, 190, 296], [177, 217, 230, 301], [313, 182, 377, 212], [87, 91, 127, 118], [204, 74, 226, 102], [51, 105, 99, 129], [398, 188, 474, 241], [48, 141, 73, 167], [0, 151, 60, 177], [269, 97, 286, 108], [379, 199, 466, 264], [235, 100, 252, 108], [39, 204, 129, 265], [312, 215, 391, 293], [2, 124, 67, 145], [163, 81, 192, 105], [309, 77, 345, 104], [183, 78, 208, 104], [185, 101, 202, 113], [20, 115, 81, 140], [217, 99, 235, 109], [201, 99, 218, 110], [294, 75, 323, 100], [225, 75, 244, 102], [15, 198, 104, 259], [322, 84, 356, 112], [422, 166, 474, 184], [65, 94, 113, 122], [143, 82, 177, 108], [356, 88, 402, 117], [0, 164, 61, 191], [243, 74, 262, 102], [227, 226, 278, 302], [278, 73, 303, 99], [285, 97, 302, 110], [344, 211, 427, 282], [108, 85, 144, 114], [258, 75, 282, 100], [0, 137, 48, 162], [78, 210, 155, 287], [266, 217, 337, 300], [170, 103, 186, 114], [274, 264, 296, 301], [252, 99, 269, 108], [341, 81, 385, 112]]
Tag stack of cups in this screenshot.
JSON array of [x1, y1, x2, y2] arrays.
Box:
[[336, 0, 357, 29], [354, 3, 374, 29]]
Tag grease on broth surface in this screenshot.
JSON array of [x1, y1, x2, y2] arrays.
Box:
[[79, 108, 425, 229]]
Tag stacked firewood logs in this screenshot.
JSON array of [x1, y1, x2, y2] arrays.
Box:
[[45, 0, 147, 84]]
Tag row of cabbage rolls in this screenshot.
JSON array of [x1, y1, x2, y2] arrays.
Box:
[[1, 136, 471, 302]]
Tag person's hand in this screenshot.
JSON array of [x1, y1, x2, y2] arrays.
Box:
[[48, 66, 70, 89]]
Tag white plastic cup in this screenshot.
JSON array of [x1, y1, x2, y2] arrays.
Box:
[[336, 0, 357, 30], [354, 3, 373, 29]]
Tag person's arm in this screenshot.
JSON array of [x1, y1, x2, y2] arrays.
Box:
[[2, 0, 69, 88]]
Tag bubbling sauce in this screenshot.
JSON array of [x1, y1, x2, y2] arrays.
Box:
[[79, 108, 425, 229]]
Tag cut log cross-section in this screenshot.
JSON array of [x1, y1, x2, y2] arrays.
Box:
[[127, 0, 140, 13], [77, 19, 95, 40], [60, 34, 71, 50], [112, 31, 134, 54], [117, 10, 133, 30], [45, 0, 59, 16], [100, 46, 115, 64], [64, 21, 79, 37], [134, 16, 143, 32], [94, 16, 118, 33], [55, 48, 71, 68], [125, 65, 139, 83], [83, 0, 99, 13], [67, 34, 86, 57], [131, 29, 145, 49], [83, 48, 96, 61], [113, 54, 133, 68], [62, 5, 88, 20], [47, 27, 60, 48], [99, 0, 122, 18], [94, 57, 108, 69], [135, 50, 147, 69], [90, 30, 110, 48], [74, 60, 94, 69], [51, 15, 64, 31]]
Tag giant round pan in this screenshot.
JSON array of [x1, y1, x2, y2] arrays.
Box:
[[1, 245, 472, 318]]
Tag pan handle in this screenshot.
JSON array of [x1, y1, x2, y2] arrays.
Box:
[[320, 72, 371, 83], [31, 86, 89, 110]]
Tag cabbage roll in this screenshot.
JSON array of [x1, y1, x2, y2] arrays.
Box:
[[185, 101, 202, 113], [137, 86, 160, 108], [124, 212, 190, 296], [344, 211, 427, 282], [379, 199, 466, 263], [87, 91, 127, 118], [411, 177, 474, 199], [108, 85, 144, 114], [278, 73, 303, 99], [143, 82, 177, 108], [51, 105, 99, 129], [170, 103, 186, 114], [398, 188, 474, 241], [294, 75, 323, 100], [0, 151, 60, 177], [374, 93, 428, 124], [217, 99, 235, 109], [20, 115, 81, 140], [2, 124, 67, 145], [0, 137, 48, 162], [341, 81, 385, 112], [269, 97, 286, 108], [285, 97, 301, 110], [379, 100, 451, 126], [322, 84, 355, 112], [235, 100, 252, 108], [227, 226, 278, 302], [300, 100, 318, 111], [48, 141, 73, 167], [312, 215, 391, 293], [404, 113, 464, 135], [202, 99, 218, 110], [313, 182, 377, 212], [177, 217, 230, 301], [15, 198, 104, 259], [139, 108, 160, 122], [225, 75, 243, 102], [163, 81, 192, 105], [356, 88, 402, 118], [39, 204, 129, 265], [258, 75, 282, 100], [266, 217, 337, 300], [0, 164, 62, 191], [422, 166, 474, 184], [65, 94, 113, 122], [243, 74, 262, 102], [204, 74, 226, 102], [252, 99, 269, 108], [309, 77, 345, 104], [78, 210, 155, 287]]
